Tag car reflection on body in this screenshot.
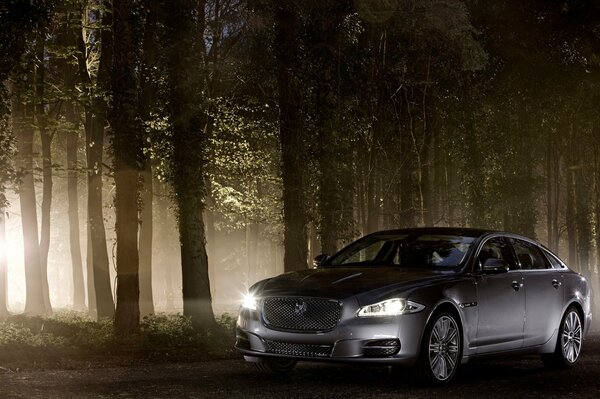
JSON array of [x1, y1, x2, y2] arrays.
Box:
[[235, 228, 591, 384]]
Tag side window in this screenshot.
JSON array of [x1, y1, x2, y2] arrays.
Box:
[[542, 249, 566, 270], [510, 239, 549, 270], [477, 237, 516, 270]]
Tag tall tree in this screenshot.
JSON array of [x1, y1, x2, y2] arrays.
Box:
[[0, 210, 7, 317], [308, 1, 352, 254], [59, 0, 86, 310], [76, 2, 115, 319], [111, 0, 141, 333], [13, 68, 46, 315], [163, 0, 216, 330], [1, 0, 52, 317], [34, 36, 53, 314], [138, 0, 160, 317], [275, 2, 309, 271]]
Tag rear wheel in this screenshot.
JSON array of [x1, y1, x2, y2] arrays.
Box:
[[417, 312, 462, 385], [542, 306, 582, 369], [254, 358, 297, 375]]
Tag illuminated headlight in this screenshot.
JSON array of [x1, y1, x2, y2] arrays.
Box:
[[241, 293, 258, 311], [357, 298, 424, 317]]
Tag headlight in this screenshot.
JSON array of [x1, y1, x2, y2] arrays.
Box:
[[241, 293, 258, 311], [357, 298, 424, 317]]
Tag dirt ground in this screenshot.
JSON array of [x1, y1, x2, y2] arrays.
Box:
[[1, 335, 599, 398]]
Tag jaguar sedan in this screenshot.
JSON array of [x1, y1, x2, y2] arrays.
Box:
[[235, 228, 591, 384]]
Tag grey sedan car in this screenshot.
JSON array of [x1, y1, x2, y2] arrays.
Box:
[[235, 228, 591, 384]]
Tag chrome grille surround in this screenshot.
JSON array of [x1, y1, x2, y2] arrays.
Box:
[[263, 339, 333, 358], [262, 297, 343, 332]]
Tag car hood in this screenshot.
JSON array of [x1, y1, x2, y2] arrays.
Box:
[[257, 266, 458, 301]]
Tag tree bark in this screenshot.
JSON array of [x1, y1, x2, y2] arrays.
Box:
[[86, 225, 97, 313], [0, 209, 9, 317], [61, 2, 86, 311], [13, 77, 45, 315], [246, 222, 259, 284], [138, 161, 154, 317], [275, 2, 308, 271], [164, 0, 216, 331], [137, 0, 160, 318], [66, 115, 85, 310], [546, 135, 560, 251], [112, 0, 141, 334], [36, 39, 52, 314], [77, 4, 115, 319], [566, 168, 578, 269]]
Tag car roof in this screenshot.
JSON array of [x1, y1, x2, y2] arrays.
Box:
[[368, 226, 501, 238]]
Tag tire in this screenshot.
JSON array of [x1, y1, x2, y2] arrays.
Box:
[[254, 358, 297, 375], [542, 306, 583, 369], [416, 311, 462, 385]]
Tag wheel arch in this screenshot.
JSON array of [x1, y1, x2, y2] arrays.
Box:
[[565, 301, 585, 329], [419, 301, 465, 356]]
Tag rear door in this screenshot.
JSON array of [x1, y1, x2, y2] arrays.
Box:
[[510, 239, 564, 347], [475, 237, 525, 353]]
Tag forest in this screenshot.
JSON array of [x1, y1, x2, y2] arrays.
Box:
[[1, 0, 600, 337]]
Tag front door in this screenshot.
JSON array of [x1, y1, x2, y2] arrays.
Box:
[[474, 237, 525, 353]]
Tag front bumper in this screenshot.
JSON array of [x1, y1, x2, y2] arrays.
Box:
[[235, 300, 429, 366]]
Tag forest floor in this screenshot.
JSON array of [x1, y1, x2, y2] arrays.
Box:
[[0, 334, 598, 398]]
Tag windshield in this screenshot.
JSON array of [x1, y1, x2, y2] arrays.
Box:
[[327, 234, 475, 269]]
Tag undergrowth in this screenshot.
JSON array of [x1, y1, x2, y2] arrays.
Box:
[[0, 312, 237, 368]]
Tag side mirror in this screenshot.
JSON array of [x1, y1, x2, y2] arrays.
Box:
[[313, 254, 329, 268], [482, 258, 509, 274]]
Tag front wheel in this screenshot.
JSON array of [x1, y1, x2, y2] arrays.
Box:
[[542, 306, 582, 369], [417, 312, 462, 385], [254, 358, 297, 375]]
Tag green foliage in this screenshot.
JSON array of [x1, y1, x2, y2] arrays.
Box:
[[0, 109, 16, 209], [1, 313, 114, 349], [0, 312, 236, 358], [206, 98, 282, 231], [139, 313, 196, 347]]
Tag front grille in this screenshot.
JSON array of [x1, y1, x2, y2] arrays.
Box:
[[264, 339, 333, 358], [262, 297, 342, 332]]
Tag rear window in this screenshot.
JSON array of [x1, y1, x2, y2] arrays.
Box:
[[542, 248, 567, 269], [510, 239, 550, 270]]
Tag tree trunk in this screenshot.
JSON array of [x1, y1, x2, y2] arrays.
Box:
[[112, 0, 141, 334], [566, 168, 578, 269], [313, 3, 351, 254], [0, 209, 9, 317], [66, 119, 85, 310], [62, 2, 86, 311], [204, 204, 216, 300], [155, 183, 174, 311], [36, 40, 52, 314], [13, 80, 45, 316], [308, 223, 321, 263], [78, 5, 115, 319], [137, 0, 159, 318], [163, 0, 216, 331], [575, 166, 591, 276], [139, 161, 154, 317], [546, 135, 560, 252], [275, 2, 308, 271], [246, 222, 259, 285], [86, 226, 97, 314]]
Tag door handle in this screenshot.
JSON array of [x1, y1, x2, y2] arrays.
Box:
[[552, 279, 562, 289], [511, 281, 523, 291]]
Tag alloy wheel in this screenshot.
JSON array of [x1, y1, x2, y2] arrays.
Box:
[[562, 310, 582, 364], [428, 315, 460, 381]]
